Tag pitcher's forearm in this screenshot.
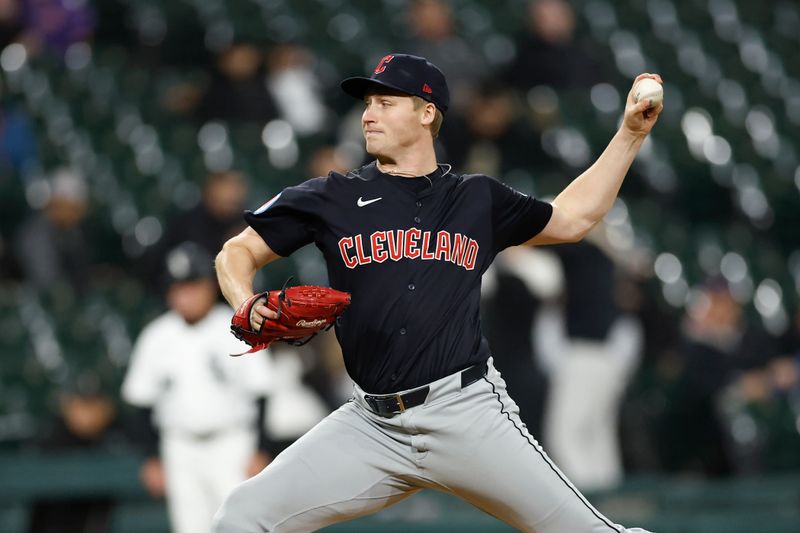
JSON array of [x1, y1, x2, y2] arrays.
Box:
[[216, 242, 260, 309], [553, 128, 645, 227], [215, 227, 282, 309]]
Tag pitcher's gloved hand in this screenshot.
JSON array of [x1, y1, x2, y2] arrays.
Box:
[[230, 278, 351, 355]]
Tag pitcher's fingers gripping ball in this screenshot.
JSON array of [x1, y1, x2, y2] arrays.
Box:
[[632, 76, 663, 109], [624, 73, 664, 132], [230, 278, 351, 355]]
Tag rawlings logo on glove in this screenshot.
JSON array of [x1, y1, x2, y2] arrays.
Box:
[[230, 278, 351, 356], [296, 319, 328, 328]]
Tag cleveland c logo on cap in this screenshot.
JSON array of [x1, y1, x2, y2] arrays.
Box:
[[374, 55, 394, 74]]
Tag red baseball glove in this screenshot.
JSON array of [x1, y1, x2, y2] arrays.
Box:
[[230, 278, 351, 355]]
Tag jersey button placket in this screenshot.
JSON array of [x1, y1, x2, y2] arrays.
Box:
[[402, 198, 422, 341]]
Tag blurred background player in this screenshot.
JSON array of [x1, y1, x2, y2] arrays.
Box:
[[537, 229, 644, 491], [121, 242, 273, 533], [481, 245, 564, 439]]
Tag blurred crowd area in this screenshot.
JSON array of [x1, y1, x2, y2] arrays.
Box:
[[0, 0, 799, 503]]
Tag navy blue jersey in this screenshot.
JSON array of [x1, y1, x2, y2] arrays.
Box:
[[245, 162, 552, 393]]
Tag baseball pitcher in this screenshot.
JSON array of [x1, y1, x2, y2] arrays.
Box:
[[213, 54, 662, 532]]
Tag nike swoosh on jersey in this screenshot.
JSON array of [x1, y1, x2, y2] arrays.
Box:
[[357, 196, 383, 207]]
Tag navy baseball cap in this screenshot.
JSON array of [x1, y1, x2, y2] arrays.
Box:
[[341, 53, 450, 113]]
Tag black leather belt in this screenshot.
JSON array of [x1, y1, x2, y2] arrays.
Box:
[[363, 361, 488, 417]]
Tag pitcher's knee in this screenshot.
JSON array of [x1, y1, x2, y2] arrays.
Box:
[[212, 482, 277, 533]]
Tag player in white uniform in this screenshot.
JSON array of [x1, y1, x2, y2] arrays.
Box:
[[122, 243, 273, 533]]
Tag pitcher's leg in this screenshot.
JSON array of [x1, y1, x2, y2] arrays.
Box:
[[213, 402, 419, 533], [424, 361, 649, 533]]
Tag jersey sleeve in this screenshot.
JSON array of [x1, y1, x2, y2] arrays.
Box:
[[244, 177, 328, 257], [488, 176, 553, 251], [121, 324, 164, 408]]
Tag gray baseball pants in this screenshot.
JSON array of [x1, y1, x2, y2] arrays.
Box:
[[213, 357, 652, 533]]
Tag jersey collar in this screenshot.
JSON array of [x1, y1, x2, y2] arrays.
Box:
[[346, 161, 454, 198], [345, 161, 381, 181], [349, 161, 452, 180]]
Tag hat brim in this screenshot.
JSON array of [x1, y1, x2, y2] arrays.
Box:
[[340, 76, 416, 101]]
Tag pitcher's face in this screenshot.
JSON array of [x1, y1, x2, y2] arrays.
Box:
[[362, 93, 425, 159]]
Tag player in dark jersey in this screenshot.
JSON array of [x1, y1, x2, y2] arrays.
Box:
[[213, 53, 661, 533]]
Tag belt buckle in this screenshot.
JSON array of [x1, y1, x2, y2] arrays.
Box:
[[395, 394, 406, 413]]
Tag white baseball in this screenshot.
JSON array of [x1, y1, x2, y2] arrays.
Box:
[[633, 77, 663, 108]]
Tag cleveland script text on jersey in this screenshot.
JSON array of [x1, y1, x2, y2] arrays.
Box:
[[337, 228, 480, 270]]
